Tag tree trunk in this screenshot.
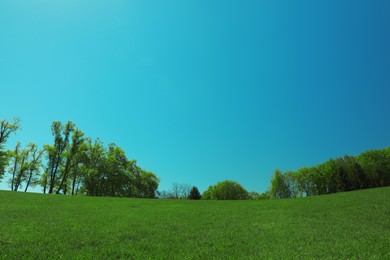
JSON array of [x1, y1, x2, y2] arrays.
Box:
[[57, 156, 72, 194], [24, 169, 33, 192]]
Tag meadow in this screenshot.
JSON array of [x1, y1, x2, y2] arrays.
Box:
[[0, 187, 389, 259]]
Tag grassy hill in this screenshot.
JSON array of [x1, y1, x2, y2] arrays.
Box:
[[0, 187, 389, 259]]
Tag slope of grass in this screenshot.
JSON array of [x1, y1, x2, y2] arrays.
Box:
[[0, 187, 389, 259]]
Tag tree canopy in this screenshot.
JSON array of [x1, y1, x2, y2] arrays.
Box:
[[202, 180, 248, 200], [269, 147, 390, 199], [0, 119, 159, 198]]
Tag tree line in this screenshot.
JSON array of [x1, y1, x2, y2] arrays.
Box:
[[269, 147, 390, 199], [1, 118, 389, 200], [0, 118, 159, 198]]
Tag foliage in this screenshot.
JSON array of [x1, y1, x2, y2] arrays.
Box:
[[202, 180, 248, 200], [0, 118, 159, 198], [8, 142, 44, 192], [270, 147, 390, 199], [188, 186, 201, 200], [0, 187, 389, 258], [81, 140, 159, 198], [0, 118, 21, 179], [270, 169, 292, 199]]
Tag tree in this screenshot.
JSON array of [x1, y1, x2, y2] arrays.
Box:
[[0, 118, 21, 179], [270, 169, 292, 199], [201, 185, 215, 200], [202, 180, 248, 200], [188, 186, 201, 200], [81, 138, 107, 196], [170, 182, 181, 199], [44, 121, 74, 194], [57, 129, 85, 194], [359, 149, 390, 188], [8, 142, 44, 192], [9, 142, 21, 191], [24, 143, 44, 192], [81, 139, 159, 198], [293, 167, 317, 197], [180, 183, 192, 199]]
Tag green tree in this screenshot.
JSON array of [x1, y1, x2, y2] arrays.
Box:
[[8, 142, 43, 192], [188, 186, 201, 200], [359, 149, 390, 187], [81, 139, 159, 198], [202, 180, 248, 200], [44, 121, 74, 194], [270, 169, 292, 199], [294, 167, 314, 196], [81, 138, 107, 196], [137, 170, 160, 198], [0, 118, 21, 180], [57, 129, 85, 194], [201, 185, 215, 200], [24, 143, 44, 192]]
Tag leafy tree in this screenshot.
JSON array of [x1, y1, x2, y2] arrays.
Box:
[[188, 186, 201, 200], [138, 170, 159, 198], [9, 142, 21, 190], [131, 162, 160, 198], [294, 167, 322, 196], [359, 149, 390, 187], [80, 138, 106, 196], [270, 169, 292, 199], [201, 185, 215, 200], [24, 143, 44, 192], [284, 171, 300, 198], [270, 146, 390, 200], [0, 118, 21, 180], [44, 121, 74, 194], [57, 129, 85, 194], [8, 142, 43, 192], [202, 180, 248, 200], [81, 139, 159, 198]]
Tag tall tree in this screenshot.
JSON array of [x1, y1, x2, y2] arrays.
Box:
[[57, 129, 84, 194], [8, 142, 42, 192], [0, 118, 21, 180], [24, 143, 45, 192], [270, 169, 292, 199], [44, 121, 74, 194], [9, 142, 21, 191], [359, 149, 390, 188], [12, 144, 30, 191]]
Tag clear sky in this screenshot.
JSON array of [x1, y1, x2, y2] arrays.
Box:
[[1, 0, 390, 193]]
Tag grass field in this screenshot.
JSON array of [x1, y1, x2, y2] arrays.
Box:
[[0, 187, 389, 259]]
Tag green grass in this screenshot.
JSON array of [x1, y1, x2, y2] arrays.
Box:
[[1, 188, 389, 259]]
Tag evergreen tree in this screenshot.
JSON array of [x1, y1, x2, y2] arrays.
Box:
[[188, 186, 201, 200]]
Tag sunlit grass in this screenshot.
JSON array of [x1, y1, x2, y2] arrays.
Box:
[[1, 187, 389, 258]]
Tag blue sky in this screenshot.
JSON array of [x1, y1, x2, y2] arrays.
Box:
[[1, 0, 390, 193]]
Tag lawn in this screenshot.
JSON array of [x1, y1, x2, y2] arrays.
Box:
[[0, 187, 389, 259]]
